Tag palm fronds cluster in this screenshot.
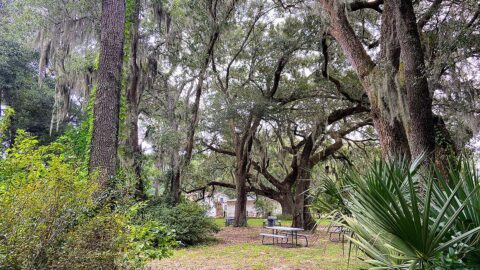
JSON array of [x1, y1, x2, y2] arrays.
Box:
[[314, 157, 480, 269]]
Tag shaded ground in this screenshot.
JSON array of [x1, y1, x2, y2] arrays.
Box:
[[149, 225, 362, 270]]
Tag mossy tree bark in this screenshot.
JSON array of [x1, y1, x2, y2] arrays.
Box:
[[319, 0, 435, 160], [89, 0, 126, 188], [124, 0, 146, 200]]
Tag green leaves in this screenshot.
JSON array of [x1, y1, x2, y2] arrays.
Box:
[[124, 220, 178, 267], [0, 131, 178, 269], [138, 200, 220, 246], [336, 157, 480, 269], [0, 130, 96, 268]]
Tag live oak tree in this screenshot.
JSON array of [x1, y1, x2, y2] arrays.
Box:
[[198, 5, 370, 227], [171, 0, 239, 204], [201, 4, 317, 226], [317, 0, 435, 160], [139, 0, 240, 205]]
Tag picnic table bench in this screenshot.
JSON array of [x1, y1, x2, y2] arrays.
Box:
[[260, 226, 308, 247], [327, 224, 352, 255], [260, 233, 288, 245]]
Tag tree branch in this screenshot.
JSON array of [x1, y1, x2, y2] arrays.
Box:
[[348, 0, 383, 13], [310, 119, 372, 165], [202, 141, 236, 156], [319, 0, 376, 80], [327, 105, 369, 124], [250, 160, 284, 190], [417, 0, 443, 30]]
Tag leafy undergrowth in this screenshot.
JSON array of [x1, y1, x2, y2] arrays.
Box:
[[150, 226, 362, 270]]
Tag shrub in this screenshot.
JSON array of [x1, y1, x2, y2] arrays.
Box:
[[51, 210, 129, 269], [0, 131, 176, 269], [139, 200, 220, 246], [123, 220, 177, 268], [53, 209, 177, 270], [323, 156, 480, 269], [0, 131, 96, 269]]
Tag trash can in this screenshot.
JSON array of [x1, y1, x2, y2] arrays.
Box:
[[225, 217, 234, 226], [267, 216, 276, 226]]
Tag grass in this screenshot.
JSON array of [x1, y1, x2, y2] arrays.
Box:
[[212, 217, 331, 228], [152, 240, 361, 270], [151, 218, 359, 270], [212, 217, 283, 227]]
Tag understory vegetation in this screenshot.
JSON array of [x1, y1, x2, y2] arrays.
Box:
[[136, 200, 220, 246], [0, 130, 179, 269], [314, 157, 480, 269]]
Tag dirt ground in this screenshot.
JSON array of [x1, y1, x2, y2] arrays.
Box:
[[149, 226, 359, 270]]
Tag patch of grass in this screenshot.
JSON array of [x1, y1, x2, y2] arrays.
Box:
[[213, 217, 331, 228], [152, 241, 362, 270], [213, 217, 277, 227], [317, 218, 331, 226]]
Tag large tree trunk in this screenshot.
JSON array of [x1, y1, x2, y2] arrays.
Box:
[[165, 81, 181, 204], [89, 0, 126, 188], [292, 171, 316, 230], [319, 0, 434, 160], [277, 193, 294, 216], [391, 0, 435, 159], [125, 0, 145, 200], [171, 155, 181, 203], [365, 1, 411, 159], [233, 117, 260, 227], [292, 136, 316, 230], [233, 143, 250, 227], [233, 167, 248, 227]]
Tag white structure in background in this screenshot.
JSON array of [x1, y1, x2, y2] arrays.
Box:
[[225, 198, 259, 218], [197, 192, 282, 218], [201, 192, 230, 217]]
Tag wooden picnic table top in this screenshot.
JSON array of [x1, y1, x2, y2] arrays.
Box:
[[265, 226, 304, 231]]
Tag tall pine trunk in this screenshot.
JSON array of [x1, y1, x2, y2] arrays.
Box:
[[89, 0, 126, 188]]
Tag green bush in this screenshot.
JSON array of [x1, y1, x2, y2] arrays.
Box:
[[139, 200, 220, 246], [0, 131, 177, 269], [124, 220, 177, 267], [52, 206, 177, 270], [51, 210, 129, 269], [0, 131, 96, 268]]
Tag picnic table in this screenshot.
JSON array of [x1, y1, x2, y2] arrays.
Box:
[[260, 226, 306, 247]]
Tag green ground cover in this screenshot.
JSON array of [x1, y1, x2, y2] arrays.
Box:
[[152, 240, 360, 270], [212, 217, 330, 228]]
